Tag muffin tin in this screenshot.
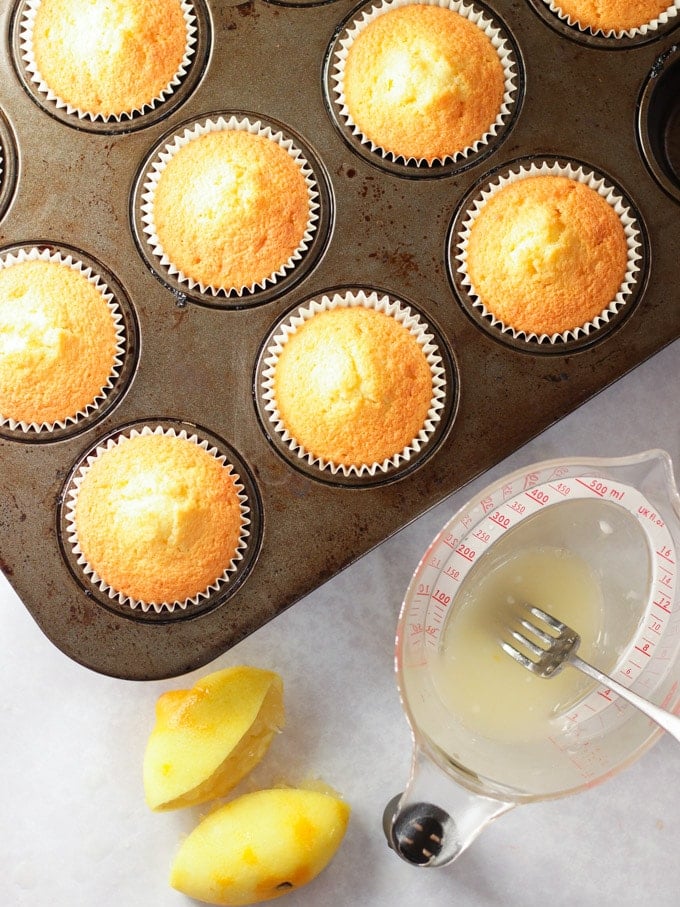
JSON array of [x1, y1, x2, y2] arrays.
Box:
[[0, 0, 679, 680]]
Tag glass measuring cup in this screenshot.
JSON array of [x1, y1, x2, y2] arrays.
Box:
[[385, 450, 680, 866]]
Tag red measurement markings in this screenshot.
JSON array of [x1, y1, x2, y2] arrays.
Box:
[[653, 592, 672, 614], [598, 688, 615, 702], [443, 565, 460, 581], [431, 588, 451, 607], [441, 533, 458, 550], [659, 570, 674, 590], [638, 506, 665, 527], [473, 528, 490, 544], [657, 545, 675, 566], [575, 477, 607, 497], [501, 484, 514, 501], [455, 544, 476, 563], [525, 488, 549, 505], [429, 606, 445, 626], [548, 482, 571, 497], [489, 511, 510, 529], [634, 643, 653, 658]]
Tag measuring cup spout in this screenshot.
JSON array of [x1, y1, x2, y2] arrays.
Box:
[[383, 746, 514, 867]]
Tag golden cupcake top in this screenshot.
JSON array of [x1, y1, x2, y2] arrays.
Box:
[[464, 174, 629, 337], [72, 431, 246, 606], [341, 3, 507, 162], [272, 305, 435, 468], [0, 256, 120, 426], [28, 0, 190, 117], [149, 128, 312, 293], [548, 0, 674, 32]]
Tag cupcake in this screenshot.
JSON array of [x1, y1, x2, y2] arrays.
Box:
[[332, 0, 517, 165], [21, 0, 195, 120], [541, 0, 680, 36], [141, 117, 318, 297], [0, 249, 124, 431], [457, 162, 641, 341], [65, 427, 250, 611], [261, 291, 446, 476]]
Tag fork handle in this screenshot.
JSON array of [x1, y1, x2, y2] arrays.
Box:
[[570, 654, 680, 744]]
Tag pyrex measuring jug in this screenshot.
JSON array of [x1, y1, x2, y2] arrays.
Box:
[[385, 450, 680, 867]]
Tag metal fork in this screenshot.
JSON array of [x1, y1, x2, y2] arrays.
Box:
[[501, 602, 680, 743]]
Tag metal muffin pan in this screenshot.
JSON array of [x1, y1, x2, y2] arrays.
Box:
[[0, 0, 679, 680]]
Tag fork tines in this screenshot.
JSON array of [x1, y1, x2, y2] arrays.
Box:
[[500, 602, 577, 677]]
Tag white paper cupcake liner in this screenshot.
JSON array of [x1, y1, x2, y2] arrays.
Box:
[[0, 246, 126, 433], [454, 160, 643, 344], [140, 115, 320, 297], [261, 289, 447, 477], [64, 425, 251, 614], [540, 0, 680, 39], [20, 0, 197, 122], [330, 0, 519, 167]]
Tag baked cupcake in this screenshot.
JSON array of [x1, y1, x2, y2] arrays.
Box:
[[261, 291, 446, 476], [541, 0, 680, 36], [332, 0, 517, 165], [457, 163, 641, 340], [65, 427, 250, 611], [141, 117, 318, 297], [0, 249, 124, 431], [21, 0, 195, 120]]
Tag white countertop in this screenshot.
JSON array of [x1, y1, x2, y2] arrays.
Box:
[[3, 338, 680, 907]]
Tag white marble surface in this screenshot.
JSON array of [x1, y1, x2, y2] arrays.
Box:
[[3, 339, 680, 907]]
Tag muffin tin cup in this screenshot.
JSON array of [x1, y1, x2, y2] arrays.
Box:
[[131, 111, 334, 307], [255, 287, 456, 486], [638, 43, 680, 203], [447, 157, 649, 353], [59, 420, 262, 622], [0, 242, 138, 441], [0, 106, 17, 222], [324, 0, 523, 177], [10, 0, 211, 133]]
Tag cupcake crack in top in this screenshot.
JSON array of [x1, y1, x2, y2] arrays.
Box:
[[546, 0, 677, 33], [27, 0, 191, 118], [463, 174, 630, 337], [71, 431, 247, 607], [0, 255, 120, 427], [272, 304, 436, 468], [148, 127, 313, 294], [341, 3, 507, 163]]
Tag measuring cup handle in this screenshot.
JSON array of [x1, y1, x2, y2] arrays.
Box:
[[383, 746, 514, 867]]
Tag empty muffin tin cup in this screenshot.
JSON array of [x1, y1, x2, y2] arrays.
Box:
[[638, 45, 680, 204]]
